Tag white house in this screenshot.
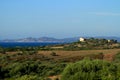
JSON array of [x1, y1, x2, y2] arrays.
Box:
[[79, 37, 85, 42], [107, 40, 111, 43]]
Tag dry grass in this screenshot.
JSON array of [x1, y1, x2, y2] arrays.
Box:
[[51, 46, 64, 49], [45, 49, 120, 80], [5, 49, 120, 62], [38, 49, 120, 61]]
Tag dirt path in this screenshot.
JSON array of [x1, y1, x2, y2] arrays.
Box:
[[103, 53, 116, 61]]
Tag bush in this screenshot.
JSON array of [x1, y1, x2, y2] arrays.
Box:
[[0, 48, 6, 54], [1, 61, 40, 78], [50, 52, 57, 56], [16, 75, 41, 80], [61, 58, 120, 80], [88, 52, 104, 60], [114, 52, 120, 62]]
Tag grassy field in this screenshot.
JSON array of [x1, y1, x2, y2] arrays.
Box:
[[1, 48, 120, 80], [4, 48, 120, 63], [37, 49, 120, 62], [37, 49, 120, 80]]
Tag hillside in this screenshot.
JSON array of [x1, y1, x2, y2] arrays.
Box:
[[49, 38, 120, 50]]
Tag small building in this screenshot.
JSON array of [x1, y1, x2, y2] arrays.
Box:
[[79, 37, 85, 42], [108, 40, 111, 43]]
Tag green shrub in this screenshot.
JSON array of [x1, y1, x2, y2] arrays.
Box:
[[61, 58, 120, 80], [114, 52, 120, 62], [16, 75, 41, 80], [1, 61, 40, 78], [0, 48, 6, 54]]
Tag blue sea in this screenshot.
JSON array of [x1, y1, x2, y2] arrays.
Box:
[[0, 42, 61, 47]]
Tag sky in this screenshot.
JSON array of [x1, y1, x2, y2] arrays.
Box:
[[0, 0, 120, 39]]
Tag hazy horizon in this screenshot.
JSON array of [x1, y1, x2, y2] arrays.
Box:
[[0, 0, 120, 39], [1, 36, 120, 40]]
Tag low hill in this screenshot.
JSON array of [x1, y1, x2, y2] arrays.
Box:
[[50, 38, 120, 50]]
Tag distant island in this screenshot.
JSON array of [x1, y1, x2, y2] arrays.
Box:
[[0, 37, 79, 43]]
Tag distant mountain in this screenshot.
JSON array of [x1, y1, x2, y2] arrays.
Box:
[[0, 37, 79, 43], [0, 36, 120, 43]]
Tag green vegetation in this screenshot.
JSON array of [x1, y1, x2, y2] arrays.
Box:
[[0, 49, 120, 80], [61, 58, 120, 80], [0, 38, 119, 52], [50, 52, 57, 56], [58, 38, 120, 51], [0, 51, 66, 80], [0, 38, 120, 80], [0, 47, 6, 54], [15, 75, 41, 80], [114, 52, 120, 63]]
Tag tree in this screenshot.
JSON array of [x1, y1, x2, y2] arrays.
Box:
[[0, 47, 6, 54]]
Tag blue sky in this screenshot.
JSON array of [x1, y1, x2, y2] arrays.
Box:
[[0, 0, 120, 39]]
